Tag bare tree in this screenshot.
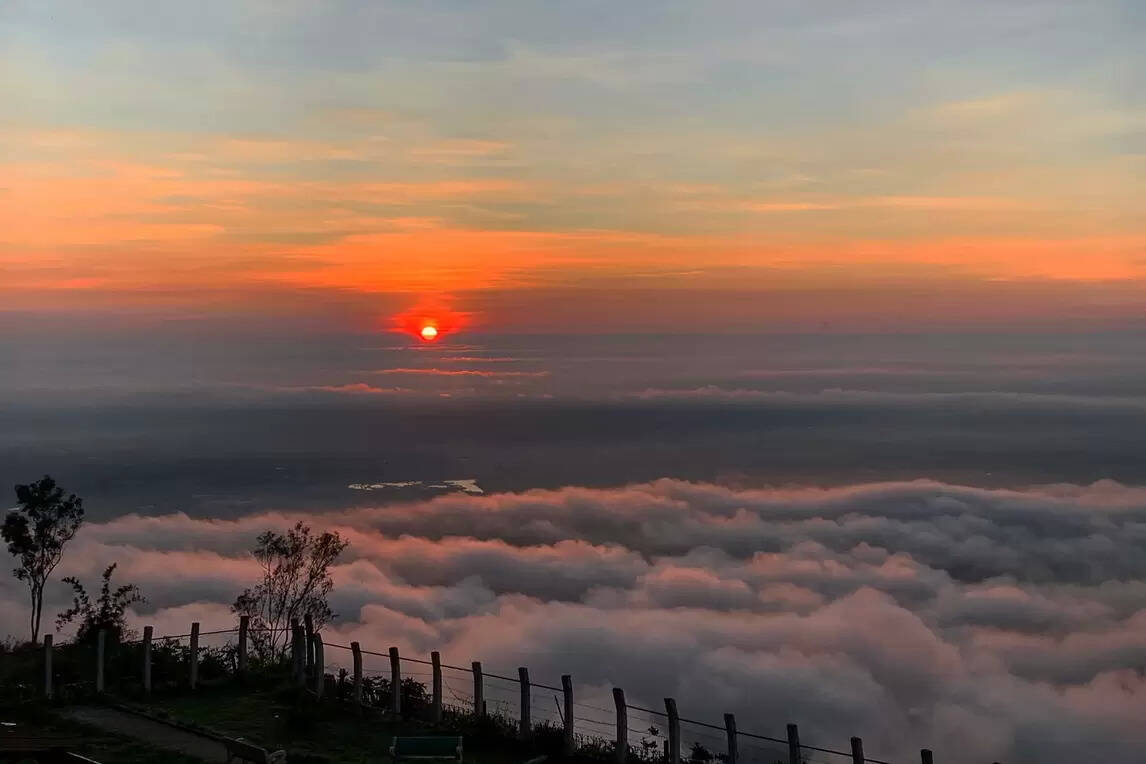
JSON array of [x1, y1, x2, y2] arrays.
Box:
[[2, 476, 85, 643], [233, 521, 348, 661]]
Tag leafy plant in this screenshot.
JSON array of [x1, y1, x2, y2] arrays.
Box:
[[640, 726, 662, 761], [688, 742, 714, 764], [56, 563, 145, 644], [357, 675, 431, 715]]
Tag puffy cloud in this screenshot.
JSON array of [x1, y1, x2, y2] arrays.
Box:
[[5, 479, 1146, 763]]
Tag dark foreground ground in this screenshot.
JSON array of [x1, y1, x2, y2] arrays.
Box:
[[0, 701, 201, 764], [2, 685, 596, 764]]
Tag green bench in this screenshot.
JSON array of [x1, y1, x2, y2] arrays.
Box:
[[223, 737, 287, 764], [389, 736, 463, 764]]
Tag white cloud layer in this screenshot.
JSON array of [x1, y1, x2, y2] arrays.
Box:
[[4, 479, 1146, 763]]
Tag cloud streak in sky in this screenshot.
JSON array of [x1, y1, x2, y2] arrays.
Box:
[[629, 386, 1146, 412], [372, 368, 551, 378]]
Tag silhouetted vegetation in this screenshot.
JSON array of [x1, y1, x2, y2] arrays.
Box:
[[687, 742, 714, 764], [233, 521, 349, 662], [57, 562, 146, 644], [2, 475, 85, 643]]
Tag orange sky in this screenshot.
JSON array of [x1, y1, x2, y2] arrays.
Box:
[[2, 3, 1143, 331]]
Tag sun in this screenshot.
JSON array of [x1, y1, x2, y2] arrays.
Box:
[[391, 300, 468, 341]]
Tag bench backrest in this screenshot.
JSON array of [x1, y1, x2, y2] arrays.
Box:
[[225, 738, 271, 762], [390, 736, 463, 761]]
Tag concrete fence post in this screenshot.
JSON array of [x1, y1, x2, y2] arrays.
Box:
[[851, 737, 864, 764], [43, 635, 53, 699], [291, 622, 306, 687], [237, 616, 249, 678], [724, 713, 737, 764], [431, 651, 443, 723], [561, 674, 574, 754], [142, 626, 153, 695], [304, 613, 315, 679], [389, 647, 402, 715], [786, 724, 800, 764], [189, 622, 200, 690], [472, 661, 484, 717], [351, 642, 363, 707], [664, 698, 680, 764], [96, 629, 106, 693], [312, 634, 325, 697], [613, 688, 628, 764], [920, 751, 934, 764], [518, 667, 531, 739]]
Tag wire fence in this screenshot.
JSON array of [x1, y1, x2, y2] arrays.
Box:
[[0, 623, 251, 704], [627, 702, 668, 761], [441, 661, 476, 715], [319, 640, 897, 764], [482, 671, 520, 724], [530, 680, 567, 733], [3, 618, 901, 764]]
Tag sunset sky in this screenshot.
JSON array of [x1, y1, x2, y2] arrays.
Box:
[[3, 0, 1143, 332], [5, 6, 1146, 763]]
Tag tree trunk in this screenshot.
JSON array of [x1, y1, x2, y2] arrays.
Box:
[[29, 584, 42, 644]]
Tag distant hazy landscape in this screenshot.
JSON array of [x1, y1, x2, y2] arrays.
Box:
[[6, 329, 1146, 517]]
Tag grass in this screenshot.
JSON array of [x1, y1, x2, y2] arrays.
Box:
[[129, 684, 554, 764], [1, 649, 635, 764]]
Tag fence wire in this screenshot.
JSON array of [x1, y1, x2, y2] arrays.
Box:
[[5, 624, 902, 764], [483, 672, 521, 723], [441, 663, 476, 714], [626, 703, 668, 758]]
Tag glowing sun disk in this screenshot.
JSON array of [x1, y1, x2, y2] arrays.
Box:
[[420, 325, 439, 341]]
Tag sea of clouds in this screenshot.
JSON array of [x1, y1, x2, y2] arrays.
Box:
[[4, 479, 1146, 763]]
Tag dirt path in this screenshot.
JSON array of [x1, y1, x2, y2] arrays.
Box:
[[62, 706, 229, 763]]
